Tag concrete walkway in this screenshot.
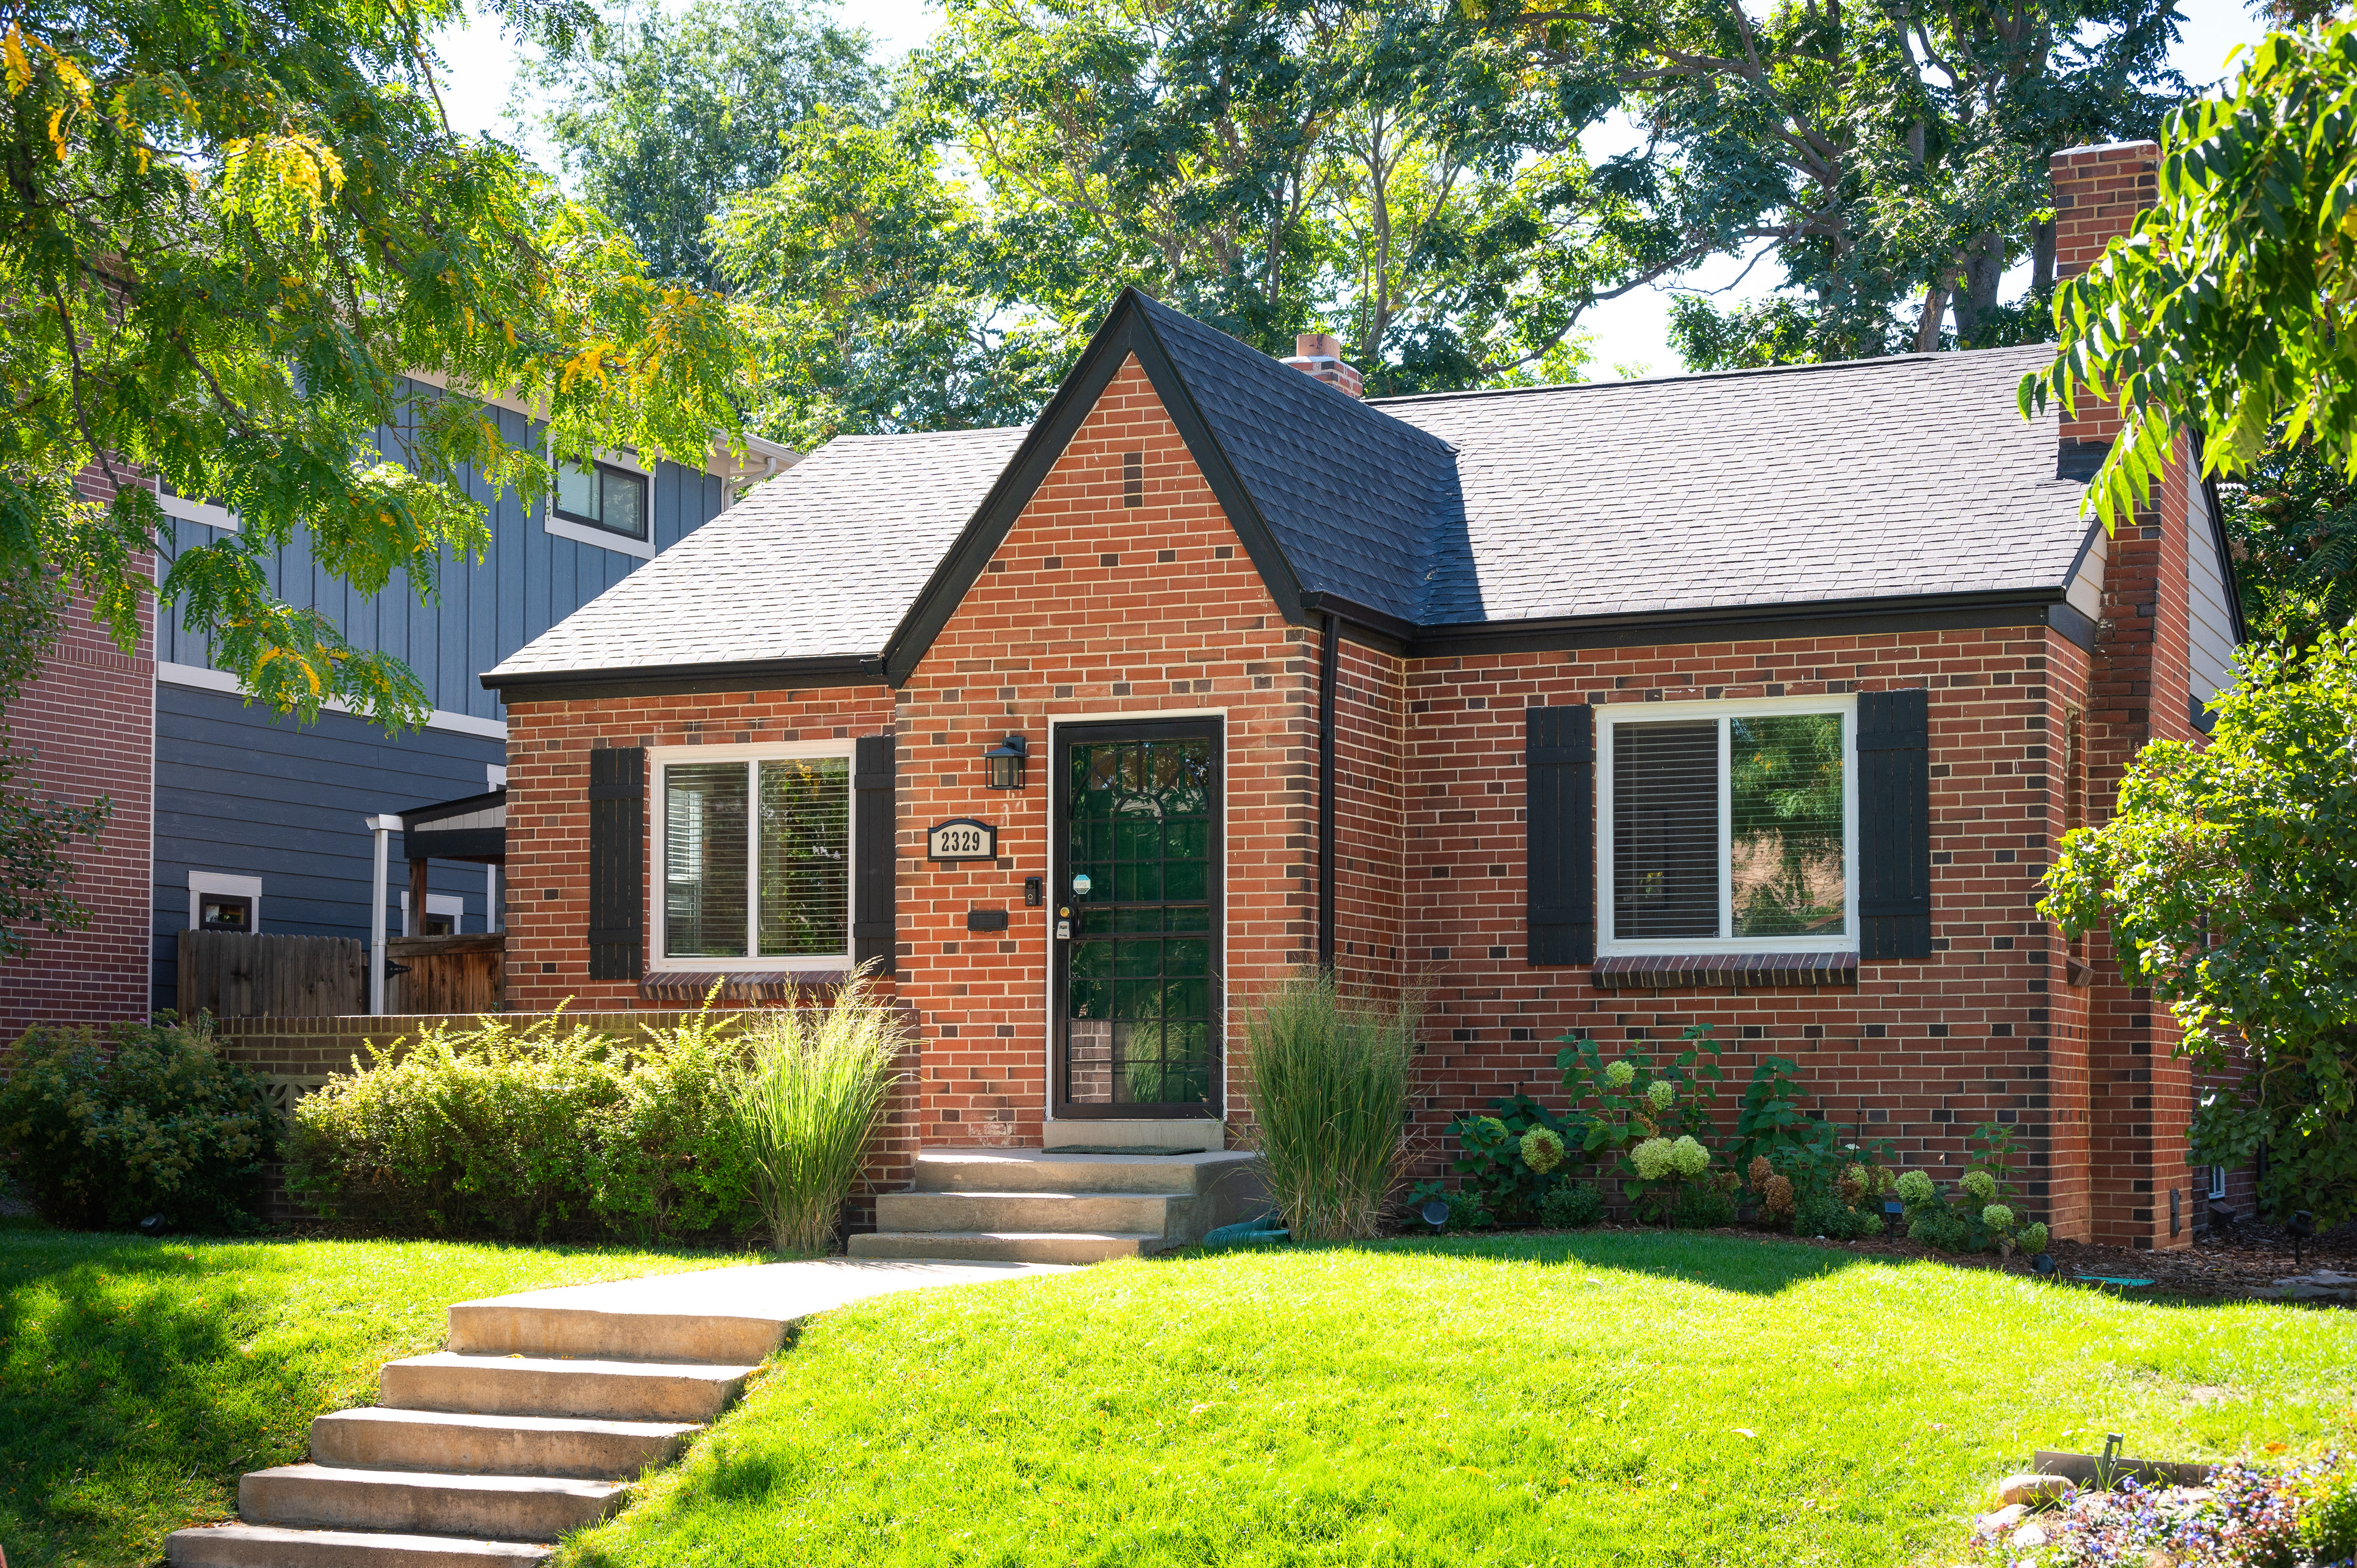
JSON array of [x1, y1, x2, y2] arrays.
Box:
[[167, 1258, 1072, 1566]]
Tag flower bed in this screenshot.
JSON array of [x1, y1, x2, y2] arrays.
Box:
[[1968, 1451, 2355, 1566]]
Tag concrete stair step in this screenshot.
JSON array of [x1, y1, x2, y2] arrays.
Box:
[[877, 1188, 1186, 1236], [914, 1147, 1257, 1196], [237, 1465, 624, 1540], [311, 1407, 694, 1480], [379, 1353, 756, 1424], [848, 1229, 1160, 1265], [167, 1522, 552, 1566], [446, 1300, 784, 1365]]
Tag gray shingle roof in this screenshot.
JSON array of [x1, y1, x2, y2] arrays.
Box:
[[1138, 298, 1454, 623], [1376, 343, 2083, 627], [487, 425, 1026, 681], [487, 296, 2089, 691]]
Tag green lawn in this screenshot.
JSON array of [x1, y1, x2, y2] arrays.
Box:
[[563, 1234, 2357, 1568], [0, 1219, 762, 1568]]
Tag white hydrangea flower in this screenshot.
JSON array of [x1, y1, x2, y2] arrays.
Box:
[[1670, 1135, 1709, 1177], [1605, 1060, 1636, 1089], [1646, 1080, 1676, 1111], [1632, 1137, 1675, 1180]]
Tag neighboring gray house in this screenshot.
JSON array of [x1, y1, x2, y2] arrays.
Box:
[[144, 384, 791, 1012]]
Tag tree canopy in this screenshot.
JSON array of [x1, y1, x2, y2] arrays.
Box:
[[514, 0, 886, 288], [2042, 627, 2357, 1229], [1, 0, 756, 730]]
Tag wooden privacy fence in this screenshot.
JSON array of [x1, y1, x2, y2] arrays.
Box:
[[179, 930, 365, 1018]]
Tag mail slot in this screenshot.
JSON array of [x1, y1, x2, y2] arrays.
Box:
[[966, 909, 1010, 932]]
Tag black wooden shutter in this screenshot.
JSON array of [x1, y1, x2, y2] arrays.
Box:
[[1526, 705, 1595, 966], [586, 746, 645, 981], [853, 733, 896, 972], [1857, 689, 1933, 960]]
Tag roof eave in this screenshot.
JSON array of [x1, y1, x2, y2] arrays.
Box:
[[484, 653, 889, 704]]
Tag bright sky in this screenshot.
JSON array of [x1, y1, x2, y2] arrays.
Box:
[[436, 0, 2273, 381]]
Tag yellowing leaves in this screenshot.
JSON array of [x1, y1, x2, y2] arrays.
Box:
[[2, 27, 34, 95], [218, 131, 347, 235]]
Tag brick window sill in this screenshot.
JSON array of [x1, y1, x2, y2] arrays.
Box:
[[641, 969, 851, 1002], [1590, 953, 1859, 989]]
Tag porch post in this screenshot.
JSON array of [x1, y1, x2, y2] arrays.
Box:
[[364, 813, 401, 1014]]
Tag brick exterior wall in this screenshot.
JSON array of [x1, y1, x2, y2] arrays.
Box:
[[1, 464, 154, 1039]]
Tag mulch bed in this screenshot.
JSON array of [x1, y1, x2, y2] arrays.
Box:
[[1718, 1220, 2356, 1302]]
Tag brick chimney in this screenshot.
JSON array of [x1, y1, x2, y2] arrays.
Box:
[[2051, 140, 2159, 468], [1281, 332, 1363, 398]]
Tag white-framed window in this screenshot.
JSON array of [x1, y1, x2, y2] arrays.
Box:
[[158, 479, 237, 532], [649, 742, 854, 970], [1596, 695, 1858, 954], [188, 871, 263, 933], [2209, 1165, 2229, 1200], [400, 890, 467, 936], [543, 445, 653, 558]]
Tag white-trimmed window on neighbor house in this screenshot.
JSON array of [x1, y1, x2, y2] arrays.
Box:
[[400, 891, 466, 936], [652, 745, 852, 968], [1597, 697, 1857, 952], [157, 478, 236, 532], [189, 871, 262, 933], [544, 446, 652, 558]]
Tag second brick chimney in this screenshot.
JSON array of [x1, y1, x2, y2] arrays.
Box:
[[1281, 332, 1364, 398], [2051, 140, 2160, 470]]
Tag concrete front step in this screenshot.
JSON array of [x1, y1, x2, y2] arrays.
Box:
[[379, 1353, 756, 1424], [878, 1188, 1189, 1237], [447, 1302, 784, 1365], [914, 1147, 1258, 1197], [849, 1229, 1160, 1264], [311, 1408, 694, 1480], [166, 1523, 553, 1566], [238, 1465, 625, 1540]]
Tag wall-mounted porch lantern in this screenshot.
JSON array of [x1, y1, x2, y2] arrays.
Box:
[[983, 734, 1028, 791]]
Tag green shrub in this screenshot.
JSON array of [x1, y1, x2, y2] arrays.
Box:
[[286, 1003, 758, 1241], [1668, 1183, 1738, 1229], [1447, 1094, 1575, 1223], [1243, 971, 1419, 1243], [735, 966, 910, 1253], [1539, 1179, 1605, 1229], [0, 1015, 275, 1231]]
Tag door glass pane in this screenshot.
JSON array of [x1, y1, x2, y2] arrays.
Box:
[[758, 757, 850, 956], [665, 763, 748, 956], [1064, 736, 1214, 1109], [1729, 713, 1846, 938], [1612, 721, 1719, 940]]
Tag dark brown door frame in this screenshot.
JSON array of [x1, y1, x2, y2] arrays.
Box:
[[1048, 715, 1224, 1120]]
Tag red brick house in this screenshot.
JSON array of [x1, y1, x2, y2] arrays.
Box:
[[483, 140, 2240, 1253]]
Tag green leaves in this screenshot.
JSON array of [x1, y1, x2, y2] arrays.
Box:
[[0, 0, 756, 733], [2041, 625, 2357, 1227], [2026, 18, 2357, 536]]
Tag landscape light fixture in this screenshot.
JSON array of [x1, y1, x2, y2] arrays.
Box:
[[1421, 1198, 1451, 1232], [983, 734, 1028, 791], [2287, 1209, 2318, 1270], [1883, 1197, 1906, 1240]]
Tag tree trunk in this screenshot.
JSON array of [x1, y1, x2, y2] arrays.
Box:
[[1947, 229, 2006, 346], [1913, 283, 1949, 352], [2032, 218, 2055, 295]]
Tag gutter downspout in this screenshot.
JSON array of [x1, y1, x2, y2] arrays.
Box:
[[1317, 612, 1339, 972], [365, 813, 401, 1014]]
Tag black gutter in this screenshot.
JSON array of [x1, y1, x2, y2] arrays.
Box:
[[483, 654, 887, 704], [1316, 610, 1339, 972]]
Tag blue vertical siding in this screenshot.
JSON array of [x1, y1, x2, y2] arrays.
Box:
[[149, 382, 732, 1011], [151, 685, 506, 1012]]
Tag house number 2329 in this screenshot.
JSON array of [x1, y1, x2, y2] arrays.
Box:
[[927, 819, 997, 861]]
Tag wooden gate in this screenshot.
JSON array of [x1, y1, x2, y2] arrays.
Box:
[[386, 934, 506, 1015], [177, 930, 366, 1018]]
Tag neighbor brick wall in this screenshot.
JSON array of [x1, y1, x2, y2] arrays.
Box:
[[0, 464, 153, 1039]]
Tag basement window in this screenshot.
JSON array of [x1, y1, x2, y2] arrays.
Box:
[[1597, 696, 1857, 954], [651, 744, 852, 969]]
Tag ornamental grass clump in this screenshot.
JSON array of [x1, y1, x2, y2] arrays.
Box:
[[734, 965, 910, 1253], [1242, 970, 1420, 1242]]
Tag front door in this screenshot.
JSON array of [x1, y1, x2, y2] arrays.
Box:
[[1052, 719, 1222, 1120]]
